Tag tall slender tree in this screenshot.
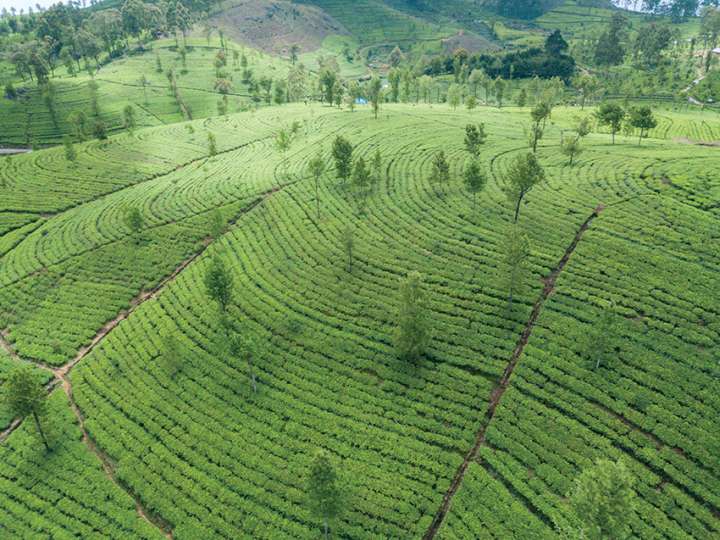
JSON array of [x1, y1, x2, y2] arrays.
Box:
[[307, 450, 343, 540], [4, 366, 50, 451], [568, 458, 636, 540], [463, 158, 487, 215], [394, 271, 431, 362], [504, 152, 545, 223], [332, 136, 353, 184], [205, 256, 233, 312], [308, 152, 326, 219]]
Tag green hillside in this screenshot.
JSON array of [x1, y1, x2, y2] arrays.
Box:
[[0, 100, 718, 538], [0, 37, 293, 145]]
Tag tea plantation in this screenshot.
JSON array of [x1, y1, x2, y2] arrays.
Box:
[[0, 102, 718, 538]]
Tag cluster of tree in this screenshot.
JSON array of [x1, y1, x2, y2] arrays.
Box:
[[641, 0, 712, 22], [595, 102, 657, 144], [425, 30, 576, 82], [317, 61, 383, 117], [593, 12, 678, 70], [490, 0, 555, 19], [0, 0, 199, 86]]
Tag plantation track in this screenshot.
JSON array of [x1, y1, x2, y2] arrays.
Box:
[[0, 184, 289, 538], [0, 133, 276, 291], [422, 205, 604, 540], [2, 103, 719, 537], [58, 370, 175, 538]]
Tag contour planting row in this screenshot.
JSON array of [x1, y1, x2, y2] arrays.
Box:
[[457, 193, 720, 538], [61, 106, 636, 538], [0, 391, 164, 539], [0, 39, 292, 145]]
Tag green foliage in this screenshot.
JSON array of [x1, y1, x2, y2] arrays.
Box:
[[158, 333, 183, 378], [627, 106, 658, 145], [3, 366, 49, 450], [504, 225, 530, 307], [210, 208, 225, 239], [394, 271, 431, 362], [124, 207, 144, 241], [122, 104, 136, 132], [0, 102, 718, 539], [204, 255, 233, 312], [583, 307, 619, 371], [368, 75, 382, 119], [308, 151, 326, 219], [464, 123, 487, 157], [92, 119, 107, 140], [561, 135, 582, 165], [463, 158, 487, 213], [595, 103, 625, 144], [447, 83, 461, 110], [568, 459, 636, 540], [429, 150, 450, 195], [307, 450, 343, 539], [62, 135, 76, 162], [275, 128, 291, 155], [332, 135, 353, 183], [352, 156, 371, 208], [341, 225, 355, 273], [208, 132, 217, 156], [504, 152, 545, 222], [594, 13, 628, 66]]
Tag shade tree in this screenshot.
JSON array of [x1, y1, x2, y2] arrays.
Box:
[[463, 158, 487, 215], [504, 152, 546, 223], [332, 136, 353, 184], [394, 271, 431, 362], [595, 103, 625, 144], [204, 255, 234, 313], [429, 150, 451, 196], [627, 106, 657, 145], [464, 123, 487, 157], [3, 366, 50, 451], [567, 458, 636, 540], [307, 450, 344, 540], [308, 151, 326, 219]]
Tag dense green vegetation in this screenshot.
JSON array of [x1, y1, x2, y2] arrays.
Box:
[[0, 0, 719, 538], [0, 99, 718, 538]]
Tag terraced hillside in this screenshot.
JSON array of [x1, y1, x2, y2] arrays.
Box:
[[0, 102, 718, 538], [0, 38, 291, 146]]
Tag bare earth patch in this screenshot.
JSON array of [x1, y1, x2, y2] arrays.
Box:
[[211, 0, 349, 55]]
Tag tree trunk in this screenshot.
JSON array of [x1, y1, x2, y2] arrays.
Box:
[[33, 412, 49, 451], [513, 195, 523, 223], [315, 179, 320, 219], [612, 129, 615, 145], [324, 518, 329, 540]]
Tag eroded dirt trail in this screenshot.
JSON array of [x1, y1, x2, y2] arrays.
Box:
[[422, 206, 604, 540], [0, 185, 287, 538], [56, 371, 174, 538]]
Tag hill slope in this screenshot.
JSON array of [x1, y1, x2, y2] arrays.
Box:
[[0, 101, 718, 538]]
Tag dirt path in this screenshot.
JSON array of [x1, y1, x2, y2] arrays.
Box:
[[0, 184, 288, 537], [56, 371, 174, 538], [421, 206, 604, 540], [0, 132, 277, 292]]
